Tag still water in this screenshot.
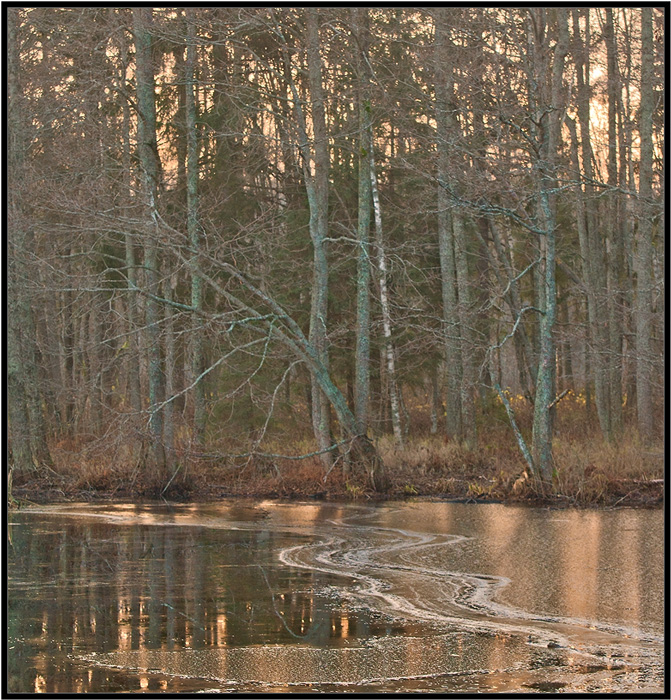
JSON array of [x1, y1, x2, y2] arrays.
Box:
[[6, 500, 664, 693]]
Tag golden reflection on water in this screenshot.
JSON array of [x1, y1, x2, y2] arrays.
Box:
[[560, 513, 601, 620], [487, 632, 509, 672], [7, 502, 664, 694], [602, 514, 641, 624], [450, 504, 663, 635], [33, 673, 46, 693], [9, 508, 387, 691]]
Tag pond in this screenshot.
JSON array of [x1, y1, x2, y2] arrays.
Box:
[[6, 500, 664, 693]]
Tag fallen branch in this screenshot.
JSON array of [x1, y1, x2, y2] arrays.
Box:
[[548, 388, 570, 409], [492, 379, 535, 476], [616, 478, 664, 485]]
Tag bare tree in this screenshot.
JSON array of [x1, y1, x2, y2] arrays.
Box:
[[351, 7, 372, 436], [635, 7, 655, 443], [7, 7, 53, 472], [132, 7, 167, 477]]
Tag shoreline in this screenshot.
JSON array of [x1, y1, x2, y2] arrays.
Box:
[[9, 477, 663, 510]]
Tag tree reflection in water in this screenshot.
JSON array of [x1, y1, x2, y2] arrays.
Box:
[[6, 502, 664, 694], [7, 505, 418, 693]]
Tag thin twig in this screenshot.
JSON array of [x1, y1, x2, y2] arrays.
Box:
[[161, 462, 181, 496], [547, 388, 570, 409]]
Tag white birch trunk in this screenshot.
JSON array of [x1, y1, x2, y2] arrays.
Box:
[[369, 148, 403, 446]]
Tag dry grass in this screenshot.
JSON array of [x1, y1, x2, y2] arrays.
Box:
[[10, 401, 664, 507], [551, 433, 664, 504], [375, 433, 524, 501]]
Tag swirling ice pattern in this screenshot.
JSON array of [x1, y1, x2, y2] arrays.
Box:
[[279, 508, 663, 651], [25, 503, 662, 691]]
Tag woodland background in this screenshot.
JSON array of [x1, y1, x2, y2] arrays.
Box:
[[7, 7, 664, 502]]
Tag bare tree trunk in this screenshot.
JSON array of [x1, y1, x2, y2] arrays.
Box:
[[530, 8, 568, 481], [185, 7, 205, 443], [370, 150, 403, 446], [573, 8, 612, 440], [88, 298, 104, 435], [58, 286, 76, 432], [560, 298, 574, 391], [16, 281, 53, 468], [452, 213, 477, 448], [434, 10, 477, 448], [162, 272, 176, 471], [133, 7, 167, 478], [352, 7, 371, 436], [487, 219, 537, 398], [74, 306, 89, 433], [302, 9, 333, 468], [301, 331, 387, 490], [39, 286, 65, 434], [193, 243, 388, 489], [531, 190, 558, 480], [120, 71, 143, 417], [7, 297, 32, 472], [635, 7, 655, 443], [604, 8, 624, 437], [615, 25, 636, 424], [434, 9, 463, 441], [7, 7, 53, 471], [428, 368, 440, 435]]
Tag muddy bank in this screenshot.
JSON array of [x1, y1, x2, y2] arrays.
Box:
[[9, 465, 663, 509], [12, 427, 662, 510]]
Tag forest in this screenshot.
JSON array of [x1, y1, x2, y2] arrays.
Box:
[[7, 7, 664, 505]]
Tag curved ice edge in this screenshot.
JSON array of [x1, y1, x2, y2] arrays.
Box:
[[74, 648, 518, 688], [453, 573, 664, 645], [74, 646, 647, 692], [27, 503, 662, 647], [279, 529, 663, 648], [283, 666, 497, 687]]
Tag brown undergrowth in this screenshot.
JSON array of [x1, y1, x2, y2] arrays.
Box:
[[8, 400, 664, 508], [10, 432, 663, 508]]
